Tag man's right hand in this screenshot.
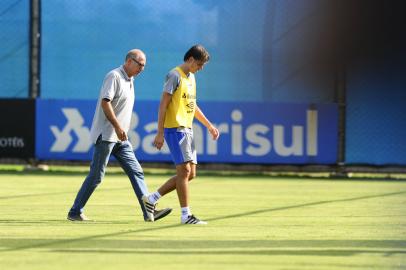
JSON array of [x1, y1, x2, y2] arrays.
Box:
[[115, 127, 128, 141], [153, 132, 165, 150]]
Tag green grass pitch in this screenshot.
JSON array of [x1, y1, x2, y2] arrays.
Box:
[[0, 167, 405, 269]]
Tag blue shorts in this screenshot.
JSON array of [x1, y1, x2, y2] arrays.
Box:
[[164, 127, 197, 165]]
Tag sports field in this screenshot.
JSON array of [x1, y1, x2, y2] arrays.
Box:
[[0, 166, 405, 270]]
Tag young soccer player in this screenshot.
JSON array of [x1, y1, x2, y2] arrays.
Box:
[[145, 44, 220, 225]]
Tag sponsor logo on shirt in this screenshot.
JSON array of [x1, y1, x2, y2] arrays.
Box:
[[186, 102, 195, 113], [182, 93, 196, 99]]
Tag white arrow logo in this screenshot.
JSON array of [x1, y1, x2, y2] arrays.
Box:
[[50, 108, 92, 153]]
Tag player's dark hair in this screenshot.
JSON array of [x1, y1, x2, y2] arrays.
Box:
[[184, 45, 210, 62]]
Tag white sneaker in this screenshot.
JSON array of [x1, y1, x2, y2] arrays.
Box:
[[142, 195, 156, 222], [181, 215, 207, 225]]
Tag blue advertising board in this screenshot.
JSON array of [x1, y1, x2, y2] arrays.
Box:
[[36, 99, 338, 164]]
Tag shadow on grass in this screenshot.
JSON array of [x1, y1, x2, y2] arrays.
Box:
[[0, 219, 133, 225], [0, 168, 335, 183], [48, 248, 406, 257], [207, 190, 406, 223], [0, 187, 128, 200], [1, 238, 406, 257], [1, 190, 406, 253]]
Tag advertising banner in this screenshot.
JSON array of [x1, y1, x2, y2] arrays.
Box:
[[0, 99, 35, 158], [36, 99, 338, 164]]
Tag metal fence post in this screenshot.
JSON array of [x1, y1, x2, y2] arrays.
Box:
[[29, 0, 40, 98]]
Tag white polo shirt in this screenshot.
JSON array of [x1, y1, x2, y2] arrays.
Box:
[[90, 65, 134, 143]]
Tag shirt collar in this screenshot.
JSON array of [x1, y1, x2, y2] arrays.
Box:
[[176, 66, 192, 78], [119, 65, 131, 81]]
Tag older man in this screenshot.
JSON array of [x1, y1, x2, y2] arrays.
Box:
[[67, 49, 171, 222]]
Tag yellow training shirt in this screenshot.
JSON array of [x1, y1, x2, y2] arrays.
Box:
[[164, 67, 196, 128]]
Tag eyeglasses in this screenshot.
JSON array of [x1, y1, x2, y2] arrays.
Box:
[[131, 57, 145, 67]]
